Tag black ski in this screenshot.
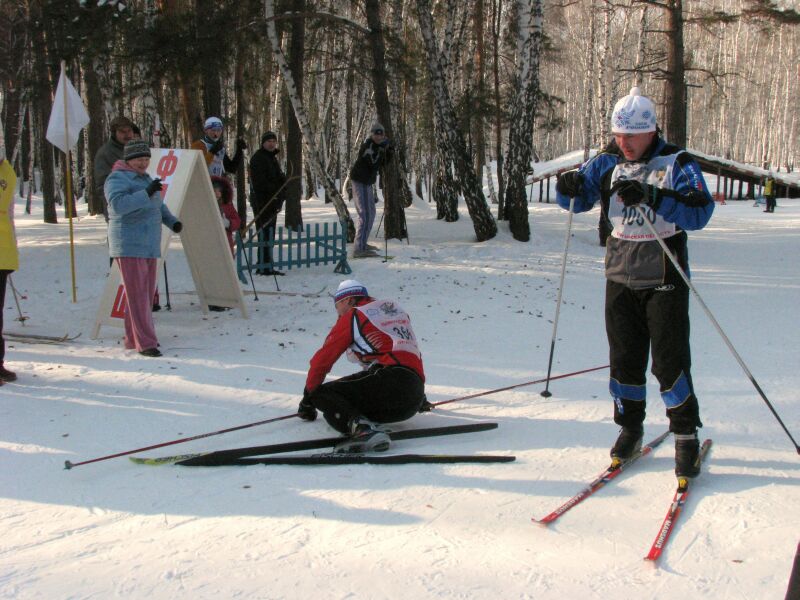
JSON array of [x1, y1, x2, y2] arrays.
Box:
[[181, 453, 515, 466], [131, 422, 498, 466]]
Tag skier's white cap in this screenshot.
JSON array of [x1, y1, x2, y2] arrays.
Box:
[[204, 116, 223, 130], [334, 279, 368, 303], [611, 87, 657, 134]]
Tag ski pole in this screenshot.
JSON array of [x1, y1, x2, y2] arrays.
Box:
[[7, 275, 27, 325], [541, 194, 576, 397], [64, 412, 299, 470], [163, 261, 171, 310], [236, 229, 258, 301], [432, 364, 609, 407], [634, 204, 800, 454]]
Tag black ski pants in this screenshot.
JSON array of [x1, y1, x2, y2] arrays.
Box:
[[307, 364, 425, 433], [606, 279, 701, 435]]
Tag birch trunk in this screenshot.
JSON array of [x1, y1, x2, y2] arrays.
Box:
[[502, 0, 543, 242], [264, 0, 353, 239], [365, 0, 408, 241], [284, 1, 304, 230], [416, 0, 496, 242], [663, 0, 687, 147]]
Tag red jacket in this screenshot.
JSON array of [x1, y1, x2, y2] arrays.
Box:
[[211, 175, 241, 254], [305, 296, 425, 392]]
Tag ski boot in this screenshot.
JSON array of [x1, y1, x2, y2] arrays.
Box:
[[610, 426, 644, 468], [334, 418, 391, 454], [674, 432, 700, 482]]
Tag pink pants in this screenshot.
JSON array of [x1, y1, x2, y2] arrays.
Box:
[[117, 257, 158, 352]]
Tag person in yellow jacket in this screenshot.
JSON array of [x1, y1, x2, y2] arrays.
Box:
[[0, 158, 19, 384], [764, 173, 777, 213]]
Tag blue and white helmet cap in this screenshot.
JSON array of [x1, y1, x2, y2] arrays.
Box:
[[611, 87, 657, 134], [204, 116, 223, 130], [334, 279, 368, 303]]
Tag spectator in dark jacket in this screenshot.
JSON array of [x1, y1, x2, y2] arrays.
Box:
[[93, 116, 136, 219], [349, 123, 392, 258], [248, 131, 287, 275]]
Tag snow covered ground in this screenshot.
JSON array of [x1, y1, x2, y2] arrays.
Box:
[[1, 179, 798, 599]]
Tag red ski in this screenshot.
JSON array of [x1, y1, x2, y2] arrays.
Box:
[[534, 431, 670, 526], [644, 438, 713, 563]]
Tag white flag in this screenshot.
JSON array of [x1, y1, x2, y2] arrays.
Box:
[[46, 66, 90, 154]]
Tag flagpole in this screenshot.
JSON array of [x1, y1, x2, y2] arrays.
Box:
[[60, 60, 77, 303]]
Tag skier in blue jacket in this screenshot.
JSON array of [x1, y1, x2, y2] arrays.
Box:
[[556, 87, 714, 480]]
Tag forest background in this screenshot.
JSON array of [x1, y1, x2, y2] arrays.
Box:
[[0, 0, 797, 243]]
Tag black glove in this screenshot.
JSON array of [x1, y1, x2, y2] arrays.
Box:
[[145, 178, 162, 196], [556, 171, 583, 197], [418, 395, 434, 413], [172, 221, 183, 234], [208, 139, 224, 155], [611, 179, 662, 210], [298, 392, 317, 421], [236, 138, 248, 151]]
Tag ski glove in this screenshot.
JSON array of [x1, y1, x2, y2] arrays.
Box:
[[236, 138, 248, 151], [556, 170, 583, 197], [298, 391, 318, 422], [611, 179, 663, 211], [145, 178, 163, 196], [208, 139, 224, 155], [172, 221, 183, 234]]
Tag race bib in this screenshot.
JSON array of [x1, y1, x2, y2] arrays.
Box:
[[355, 299, 421, 358], [609, 161, 676, 241]]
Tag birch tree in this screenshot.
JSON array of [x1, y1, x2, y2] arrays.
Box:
[[502, 0, 543, 242], [416, 0, 497, 242], [364, 0, 409, 241], [264, 0, 354, 239]]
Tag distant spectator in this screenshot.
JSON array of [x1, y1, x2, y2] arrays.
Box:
[[349, 122, 392, 258], [248, 131, 287, 275], [764, 173, 777, 213], [93, 116, 136, 219], [191, 116, 246, 178], [105, 140, 182, 357]]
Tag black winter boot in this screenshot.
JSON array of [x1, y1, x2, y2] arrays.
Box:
[[674, 433, 700, 478], [610, 426, 644, 465]]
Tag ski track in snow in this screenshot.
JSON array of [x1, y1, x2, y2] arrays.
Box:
[[1, 179, 798, 599]]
